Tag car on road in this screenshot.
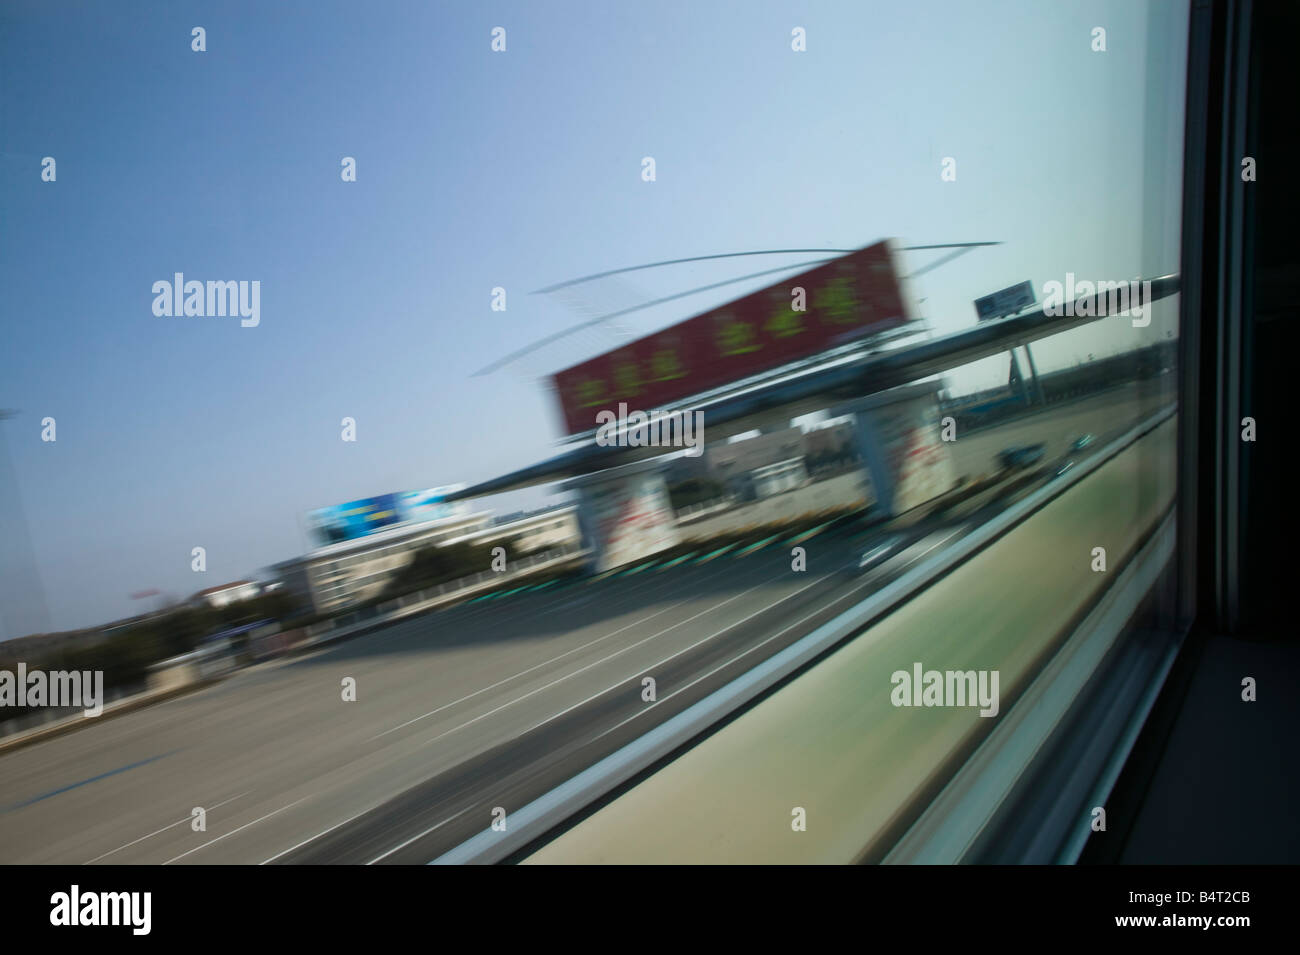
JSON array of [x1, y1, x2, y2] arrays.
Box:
[[858, 534, 907, 572], [1070, 433, 1096, 452], [997, 443, 1047, 471]]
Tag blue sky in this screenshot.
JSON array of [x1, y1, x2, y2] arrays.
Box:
[[0, 0, 1188, 633]]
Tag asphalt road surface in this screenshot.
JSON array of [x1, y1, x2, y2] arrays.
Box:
[[0, 380, 1168, 864], [1, 521, 965, 864]]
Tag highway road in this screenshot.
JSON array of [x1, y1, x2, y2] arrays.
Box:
[[0, 379, 1171, 864], [0, 522, 955, 864]]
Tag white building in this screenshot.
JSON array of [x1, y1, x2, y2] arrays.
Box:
[[191, 580, 262, 610], [751, 457, 809, 498], [270, 507, 580, 616]]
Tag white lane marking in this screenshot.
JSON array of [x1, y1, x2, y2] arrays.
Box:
[[414, 548, 951, 862], [262, 561, 769, 857], [367, 563, 737, 741], [590, 565, 897, 744], [260, 804, 377, 865], [258, 544, 854, 862], [897, 528, 964, 570], [416, 575, 782, 751], [365, 804, 476, 865], [84, 791, 251, 865], [259, 782, 471, 865], [162, 798, 307, 865], [365, 568, 846, 864], [495, 565, 848, 746]]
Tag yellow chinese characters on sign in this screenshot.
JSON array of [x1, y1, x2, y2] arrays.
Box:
[[575, 377, 609, 409], [813, 276, 860, 326], [613, 360, 643, 399], [714, 314, 762, 356], [650, 347, 687, 383]]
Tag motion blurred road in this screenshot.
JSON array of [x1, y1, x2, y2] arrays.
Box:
[[0, 381, 1166, 864]]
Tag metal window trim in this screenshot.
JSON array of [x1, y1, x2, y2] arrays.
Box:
[[882, 510, 1179, 864]]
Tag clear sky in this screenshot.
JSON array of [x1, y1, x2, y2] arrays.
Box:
[[0, 0, 1188, 634]]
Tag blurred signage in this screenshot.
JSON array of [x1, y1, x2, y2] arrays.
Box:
[[307, 485, 468, 547], [552, 240, 915, 435], [974, 280, 1035, 322], [397, 486, 468, 523]]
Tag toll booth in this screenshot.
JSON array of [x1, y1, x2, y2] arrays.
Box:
[[834, 380, 958, 518], [563, 456, 681, 575]]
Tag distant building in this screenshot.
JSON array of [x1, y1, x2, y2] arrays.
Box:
[[708, 427, 805, 488], [666, 424, 858, 502], [190, 580, 262, 610], [751, 457, 808, 498], [269, 507, 580, 616], [803, 421, 856, 458]]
